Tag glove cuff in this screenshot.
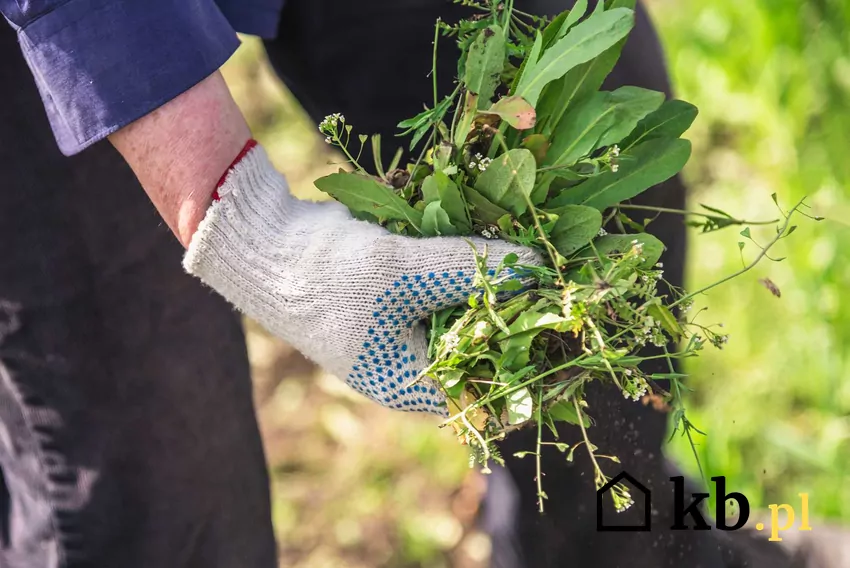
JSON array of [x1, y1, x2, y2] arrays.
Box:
[[182, 141, 296, 278], [212, 138, 259, 201]]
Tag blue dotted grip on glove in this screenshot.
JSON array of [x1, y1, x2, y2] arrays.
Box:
[[346, 268, 497, 412]]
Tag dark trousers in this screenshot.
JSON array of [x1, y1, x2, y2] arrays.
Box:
[[0, 26, 276, 568]]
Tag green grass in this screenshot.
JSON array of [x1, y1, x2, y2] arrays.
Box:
[[652, 0, 850, 519]]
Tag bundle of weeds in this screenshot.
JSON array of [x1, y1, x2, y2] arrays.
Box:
[[314, 0, 810, 511]]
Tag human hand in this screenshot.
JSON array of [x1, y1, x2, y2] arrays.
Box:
[[184, 142, 540, 415]]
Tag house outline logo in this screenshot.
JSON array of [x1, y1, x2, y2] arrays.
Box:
[[597, 470, 651, 532]]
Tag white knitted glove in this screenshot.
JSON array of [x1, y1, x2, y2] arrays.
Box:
[[184, 143, 540, 415]]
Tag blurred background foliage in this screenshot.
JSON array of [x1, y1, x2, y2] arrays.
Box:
[[220, 0, 850, 565]]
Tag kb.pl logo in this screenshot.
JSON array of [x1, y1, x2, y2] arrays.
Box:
[[597, 471, 813, 542]]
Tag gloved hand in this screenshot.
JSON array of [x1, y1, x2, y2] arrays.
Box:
[[184, 141, 540, 415]]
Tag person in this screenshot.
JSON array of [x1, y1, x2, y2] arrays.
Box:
[[0, 0, 792, 567]]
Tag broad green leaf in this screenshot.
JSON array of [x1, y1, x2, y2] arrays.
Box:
[[500, 331, 537, 369], [497, 310, 571, 369], [559, 0, 589, 38], [507, 387, 534, 425], [515, 8, 634, 107], [592, 233, 665, 268], [421, 172, 471, 232], [549, 399, 591, 427], [549, 138, 692, 210], [535, 0, 637, 136], [454, 92, 480, 148], [521, 133, 551, 166], [485, 96, 537, 130], [540, 12, 570, 49], [435, 175, 471, 232], [544, 91, 611, 168], [465, 25, 506, 105], [507, 309, 571, 335], [462, 185, 511, 225], [549, 205, 603, 256], [545, 87, 663, 169], [315, 172, 424, 233], [620, 99, 699, 150], [421, 201, 459, 236], [647, 303, 682, 340], [474, 149, 536, 216], [510, 31, 543, 94], [595, 87, 665, 148]]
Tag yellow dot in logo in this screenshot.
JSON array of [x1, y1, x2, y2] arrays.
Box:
[[755, 523, 764, 531]]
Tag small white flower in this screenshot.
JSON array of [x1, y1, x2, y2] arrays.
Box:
[[443, 332, 460, 350], [597, 228, 608, 237], [611, 145, 620, 157], [611, 163, 619, 173], [469, 161, 477, 169]]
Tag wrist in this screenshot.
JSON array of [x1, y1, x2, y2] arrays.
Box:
[[108, 71, 252, 248]]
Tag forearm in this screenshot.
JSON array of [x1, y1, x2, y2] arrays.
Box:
[[109, 72, 251, 248]]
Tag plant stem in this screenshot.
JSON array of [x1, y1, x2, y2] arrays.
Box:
[[672, 197, 805, 307], [334, 133, 367, 174], [664, 345, 706, 486], [535, 387, 545, 512], [618, 203, 779, 226], [573, 395, 605, 485]]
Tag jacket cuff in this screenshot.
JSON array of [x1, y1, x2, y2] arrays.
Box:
[[17, 0, 240, 156]]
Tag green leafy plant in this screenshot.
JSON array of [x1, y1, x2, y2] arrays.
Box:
[[313, 0, 812, 512]]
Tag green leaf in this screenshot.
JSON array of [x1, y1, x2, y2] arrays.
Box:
[[545, 87, 664, 169], [540, 12, 570, 50], [595, 87, 665, 148], [549, 399, 591, 427], [535, 1, 636, 136], [516, 8, 634, 107], [592, 233, 665, 268], [464, 25, 506, 105], [507, 387, 534, 425], [462, 185, 511, 225], [474, 149, 536, 216], [421, 172, 472, 232], [544, 92, 611, 168], [549, 138, 692, 210], [371, 134, 385, 178], [559, 0, 589, 38], [398, 95, 454, 150], [549, 205, 603, 256], [647, 303, 682, 340], [421, 201, 459, 236], [498, 310, 571, 369], [485, 96, 537, 130], [506, 310, 572, 335], [510, 31, 543, 94], [521, 134, 550, 166], [314, 172, 424, 233], [620, 99, 699, 150]]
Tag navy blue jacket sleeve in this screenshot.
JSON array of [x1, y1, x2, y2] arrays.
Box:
[[1, 0, 241, 155]]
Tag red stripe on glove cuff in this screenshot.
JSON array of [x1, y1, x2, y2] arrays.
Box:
[[212, 139, 259, 201]]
